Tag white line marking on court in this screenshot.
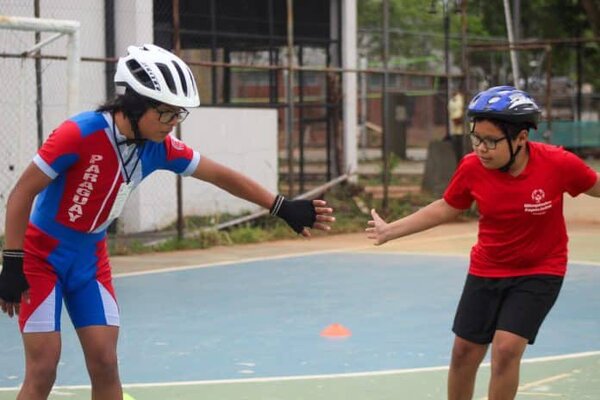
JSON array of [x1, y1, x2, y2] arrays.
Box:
[[567, 259, 600, 266], [477, 372, 572, 399], [1, 350, 597, 391], [113, 248, 355, 278], [518, 372, 572, 390], [113, 246, 476, 279], [357, 250, 470, 259], [112, 227, 600, 279], [112, 231, 480, 278]]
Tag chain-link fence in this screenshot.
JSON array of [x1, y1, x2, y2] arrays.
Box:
[[0, 12, 79, 231], [1, 0, 598, 235]]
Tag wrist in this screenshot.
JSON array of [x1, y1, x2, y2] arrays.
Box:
[[269, 194, 285, 216], [2, 249, 24, 258], [2, 249, 25, 257], [269, 195, 316, 234]]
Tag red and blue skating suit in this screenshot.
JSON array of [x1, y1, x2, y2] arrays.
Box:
[[19, 111, 199, 332]]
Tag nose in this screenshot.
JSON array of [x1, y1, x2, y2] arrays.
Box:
[[473, 141, 488, 152]]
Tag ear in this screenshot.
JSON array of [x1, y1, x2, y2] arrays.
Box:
[[516, 129, 529, 143]]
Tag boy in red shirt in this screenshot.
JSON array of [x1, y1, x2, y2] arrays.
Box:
[[366, 86, 600, 399]]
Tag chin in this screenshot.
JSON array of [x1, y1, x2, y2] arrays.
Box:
[[479, 159, 498, 169], [148, 135, 168, 143]]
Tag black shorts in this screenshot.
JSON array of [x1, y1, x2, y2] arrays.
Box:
[[452, 274, 563, 345]]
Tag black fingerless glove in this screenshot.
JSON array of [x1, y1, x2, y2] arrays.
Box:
[[0, 250, 29, 302], [270, 195, 316, 234]]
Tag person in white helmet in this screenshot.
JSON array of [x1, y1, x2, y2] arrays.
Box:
[[0, 44, 335, 399]]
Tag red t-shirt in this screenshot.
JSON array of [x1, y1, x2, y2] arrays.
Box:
[[444, 142, 597, 278]]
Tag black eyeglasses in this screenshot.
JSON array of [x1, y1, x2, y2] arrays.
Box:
[[469, 133, 507, 150], [155, 107, 189, 124]]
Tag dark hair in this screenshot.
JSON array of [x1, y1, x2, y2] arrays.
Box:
[[96, 89, 160, 117], [96, 90, 161, 141], [473, 117, 534, 140]]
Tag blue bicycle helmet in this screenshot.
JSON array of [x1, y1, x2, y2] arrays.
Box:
[[467, 86, 540, 128]]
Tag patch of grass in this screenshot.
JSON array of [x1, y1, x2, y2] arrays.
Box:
[[106, 180, 479, 256], [2, 181, 477, 257]]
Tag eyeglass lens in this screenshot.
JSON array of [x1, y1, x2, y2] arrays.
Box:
[[158, 109, 189, 123], [469, 133, 503, 149]]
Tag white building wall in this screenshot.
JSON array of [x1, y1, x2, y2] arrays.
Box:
[[0, 1, 107, 234], [119, 108, 279, 234], [0, 1, 280, 235], [114, 0, 154, 55]]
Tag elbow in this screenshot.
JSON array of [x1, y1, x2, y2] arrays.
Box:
[[6, 186, 36, 209], [586, 177, 600, 197]]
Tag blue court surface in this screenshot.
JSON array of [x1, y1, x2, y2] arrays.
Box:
[[1, 252, 599, 399]]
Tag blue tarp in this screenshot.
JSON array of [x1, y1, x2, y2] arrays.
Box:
[[530, 121, 600, 148]]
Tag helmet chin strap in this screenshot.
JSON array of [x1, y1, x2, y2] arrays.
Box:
[[499, 138, 522, 173], [123, 110, 147, 145], [130, 120, 147, 144]]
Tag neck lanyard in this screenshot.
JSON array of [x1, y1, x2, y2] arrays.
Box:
[[112, 115, 141, 184]]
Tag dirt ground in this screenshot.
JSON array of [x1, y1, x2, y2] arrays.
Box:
[[111, 194, 600, 274]]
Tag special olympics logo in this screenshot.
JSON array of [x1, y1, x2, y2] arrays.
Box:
[[531, 189, 545, 203]]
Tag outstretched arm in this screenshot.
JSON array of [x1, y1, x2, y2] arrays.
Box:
[[192, 156, 277, 209], [585, 172, 600, 197], [191, 156, 334, 236], [366, 199, 463, 246]]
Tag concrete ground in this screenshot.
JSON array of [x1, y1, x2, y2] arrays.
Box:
[[111, 194, 600, 274], [112, 146, 600, 272]]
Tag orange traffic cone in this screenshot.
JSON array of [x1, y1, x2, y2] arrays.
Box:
[[320, 323, 352, 338]]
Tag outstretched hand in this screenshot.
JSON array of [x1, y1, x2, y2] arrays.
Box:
[[270, 195, 335, 237], [301, 199, 335, 237], [365, 208, 388, 245]]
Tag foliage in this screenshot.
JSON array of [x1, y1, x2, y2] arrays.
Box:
[[358, 0, 488, 72], [106, 182, 462, 256], [469, 0, 599, 89], [358, 0, 600, 90]]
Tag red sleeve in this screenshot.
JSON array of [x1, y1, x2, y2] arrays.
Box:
[[38, 120, 83, 174], [561, 149, 598, 196], [161, 134, 199, 175], [164, 135, 194, 162], [443, 157, 475, 209]]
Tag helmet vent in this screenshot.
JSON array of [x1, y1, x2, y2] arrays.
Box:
[[156, 63, 177, 94], [187, 70, 197, 96], [172, 61, 188, 96], [116, 44, 200, 107], [126, 59, 156, 90]]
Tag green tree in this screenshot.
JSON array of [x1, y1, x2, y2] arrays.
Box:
[[358, 0, 599, 91]]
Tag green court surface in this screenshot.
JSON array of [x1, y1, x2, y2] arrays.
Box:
[[0, 353, 597, 399], [1, 219, 598, 400]]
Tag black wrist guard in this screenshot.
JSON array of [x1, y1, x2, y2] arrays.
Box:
[[270, 195, 316, 234], [0, 250, 29, 303]]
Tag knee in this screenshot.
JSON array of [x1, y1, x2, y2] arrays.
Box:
[[24, 358, 59, 389], [86, 351, 119, 382], [492, 343, 523, 373], [451, 340, 486, 367]]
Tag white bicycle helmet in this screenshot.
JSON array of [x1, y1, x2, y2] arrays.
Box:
[[114, 44, 200, 108]]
